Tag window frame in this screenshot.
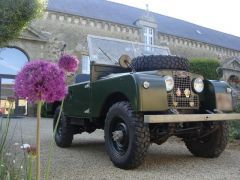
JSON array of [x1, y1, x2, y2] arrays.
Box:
[[81, 55, 90, 74]]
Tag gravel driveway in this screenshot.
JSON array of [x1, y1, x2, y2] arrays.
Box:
[[4, 117, 240, 180]]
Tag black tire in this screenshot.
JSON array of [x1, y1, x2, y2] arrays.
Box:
[[53, 107, 74, 148], [104, 101, 150, 169], [132, 55, 190, 72], [184, 121, 228, 158]]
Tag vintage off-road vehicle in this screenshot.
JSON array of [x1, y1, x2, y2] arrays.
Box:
[[48, 35, 240, 169]]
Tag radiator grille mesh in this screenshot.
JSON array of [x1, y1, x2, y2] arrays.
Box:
[[167, 72, 199, 109]]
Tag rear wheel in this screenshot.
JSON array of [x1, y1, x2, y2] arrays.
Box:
[[53, 107, 74, 148], [184, 121, 228, 158], [104, 101, 150, 169]]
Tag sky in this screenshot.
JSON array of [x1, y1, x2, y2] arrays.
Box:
[[109, 0, 240, 37], [0, 48, 28, 84]]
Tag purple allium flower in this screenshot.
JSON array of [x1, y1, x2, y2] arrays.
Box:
[[14, 60, 67, 103], [58, 54, 79, 73]]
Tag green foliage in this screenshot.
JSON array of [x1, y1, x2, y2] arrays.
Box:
[[229, 105, 240, 140], [189, 58, 221, 79], [229, 121, 240, 140], [0, 0, 46, 47], [235, 105, 240, 113]]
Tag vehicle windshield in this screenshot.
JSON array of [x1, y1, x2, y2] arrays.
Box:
[[87, 35, 170, 65]]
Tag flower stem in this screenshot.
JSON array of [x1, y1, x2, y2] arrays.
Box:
[[45, 100, 64, 180], [36, 101, 42, 180], [27, 155, 33, 180], [0, 102, 13, 153]]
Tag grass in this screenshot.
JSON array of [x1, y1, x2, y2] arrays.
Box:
[[0, 101, 34, 180]]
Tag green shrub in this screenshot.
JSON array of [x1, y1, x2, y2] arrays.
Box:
[[229, 121, 240, 140], [235, 104, 240, 113], [229, 105, 240, 140], [189, 58, 221, 80]]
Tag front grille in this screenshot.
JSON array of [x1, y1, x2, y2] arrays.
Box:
[[167, 72, 199, 109]]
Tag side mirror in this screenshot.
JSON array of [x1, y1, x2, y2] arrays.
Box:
[[119, 55, 132, 68]]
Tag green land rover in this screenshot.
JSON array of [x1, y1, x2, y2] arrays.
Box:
[[48, 35, 240, 169]]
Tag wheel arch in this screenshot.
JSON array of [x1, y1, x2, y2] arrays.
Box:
[[51, 101, 62, 115], [99, 92, 130, 127]]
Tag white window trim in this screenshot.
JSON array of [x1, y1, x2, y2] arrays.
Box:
[[143, 26, 154, 45], [81, 55, 90, 74]]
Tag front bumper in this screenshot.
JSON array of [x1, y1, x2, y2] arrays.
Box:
[[144, 113, 240, 123]]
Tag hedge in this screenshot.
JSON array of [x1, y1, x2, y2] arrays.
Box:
[[229, 105, 240, 140], [189, 58, 221, 80]]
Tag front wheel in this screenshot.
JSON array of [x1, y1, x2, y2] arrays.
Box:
[[184, 121, 228, 158], [104, 101, 150, 169], [53, 107, 74, 148]]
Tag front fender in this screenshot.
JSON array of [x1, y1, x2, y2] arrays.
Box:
[[91, 74, 140, 117], [201, 80, 233, 112], [134, 73, 168, 111]]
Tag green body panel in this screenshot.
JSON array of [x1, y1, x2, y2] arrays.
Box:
[[64, 82, 90, 117], [91, 74, 139, 117], [63, 71, 170, 119], [134, 73, 168, 111]]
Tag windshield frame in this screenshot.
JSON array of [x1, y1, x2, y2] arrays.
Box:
[[87, 35, 171, 65]]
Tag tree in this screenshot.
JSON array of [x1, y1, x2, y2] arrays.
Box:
[[0, 0, 46, 47]]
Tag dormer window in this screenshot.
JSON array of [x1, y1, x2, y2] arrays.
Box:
[[143, 26, 154, 45]]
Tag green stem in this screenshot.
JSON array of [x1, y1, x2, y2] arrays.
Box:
[[45, 100, 64, 180], [36, 101, 42, 180], [0, 102, 13, 153], [27, 155, 32, 180]]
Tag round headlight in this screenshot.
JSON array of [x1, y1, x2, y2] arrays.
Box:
[[164, 76, 174, 92], [193, 78, 204, 93], [143, 81, 150, 89]]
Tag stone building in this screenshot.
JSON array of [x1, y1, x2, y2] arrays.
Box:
[[8, 0, 240, 73], [2, 0, 240, 114]]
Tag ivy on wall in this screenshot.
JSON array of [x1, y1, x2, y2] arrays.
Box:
[[0, 0, 46, 47]]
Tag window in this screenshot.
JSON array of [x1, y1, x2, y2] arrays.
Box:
[[143, 27, 154, 51], [143, 26, 154, 45], [81, 55, 90, 74]]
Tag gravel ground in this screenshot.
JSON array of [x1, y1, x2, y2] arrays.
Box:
[[3, 117, 240, 180]]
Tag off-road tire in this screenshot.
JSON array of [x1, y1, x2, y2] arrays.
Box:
[[104, 101, 150, 169], [184, 121, 228, 158], [132, 55, 190, 72], [53, 107, 74, 148]]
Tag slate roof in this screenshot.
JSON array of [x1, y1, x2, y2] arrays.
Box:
[[48, 0, 240, 51]]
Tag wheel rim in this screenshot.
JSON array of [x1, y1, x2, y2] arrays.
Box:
[[109, 117, 129, 155]]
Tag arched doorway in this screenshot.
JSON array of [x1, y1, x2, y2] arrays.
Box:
[[0, 47, 29, 116]]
